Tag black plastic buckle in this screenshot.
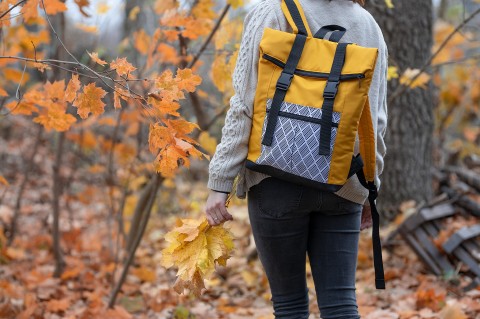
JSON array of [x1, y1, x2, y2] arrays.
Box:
[[367, 181, 378, 201], [276, 72, 294, 91], [323, 81, 339, 99]]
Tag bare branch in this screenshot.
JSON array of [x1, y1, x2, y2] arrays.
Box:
[[188, 4, 231, 69], [388, 7, 480, 104], [0, 0, 27, 20]]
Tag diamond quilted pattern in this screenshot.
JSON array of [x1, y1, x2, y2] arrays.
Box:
[[257, 98, 340, 183]]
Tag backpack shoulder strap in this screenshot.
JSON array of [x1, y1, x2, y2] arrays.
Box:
[[357, 95, 386, 290], [280, 0, 312, 37]]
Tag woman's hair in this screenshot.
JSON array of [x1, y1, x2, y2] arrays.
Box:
[[351, 0, 365, 5]]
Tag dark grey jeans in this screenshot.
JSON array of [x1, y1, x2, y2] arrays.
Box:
[[247, 176, 362, 319]]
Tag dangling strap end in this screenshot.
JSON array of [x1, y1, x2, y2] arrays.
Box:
[[375, 278, 386, 290]]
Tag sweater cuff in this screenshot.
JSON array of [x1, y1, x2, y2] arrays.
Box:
[[207, 178, 234, 194]]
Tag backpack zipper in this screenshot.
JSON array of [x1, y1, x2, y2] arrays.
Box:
[[263, 53, 365, 81]]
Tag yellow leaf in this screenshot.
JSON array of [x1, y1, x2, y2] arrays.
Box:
[[399, 68, 431, 89], [0, 175, 9, 186], [226, 0, 244, 9], [384, 0, 394, 9], [387, 66, 398, 81], [211, 53, 232, 93], [97, 3, 110, 14], [160, 218, 234, 296], [76, 24, 98, 33], [132, 267, 156, 283], [198, 131, 217, 155], [129, 6, 140, 21], [192, 0, 216, 19]]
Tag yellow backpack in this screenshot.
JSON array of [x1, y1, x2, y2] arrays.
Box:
[[246, 0, 386, 289]]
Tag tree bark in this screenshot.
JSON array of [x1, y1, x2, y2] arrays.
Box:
[[366, 0, 435, 219]]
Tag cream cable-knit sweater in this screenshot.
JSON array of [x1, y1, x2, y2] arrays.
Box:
[[207, 0, 388, 205]]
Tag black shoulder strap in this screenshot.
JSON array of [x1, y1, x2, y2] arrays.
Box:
[[283, 0, 309, 36], [356, 167, 386, 290], [262, 34, 307, 146]]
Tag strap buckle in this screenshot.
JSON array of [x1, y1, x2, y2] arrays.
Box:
[[276, 72, 294, 91], [323, 81, 339, 99], [367, 181, 378, 201]]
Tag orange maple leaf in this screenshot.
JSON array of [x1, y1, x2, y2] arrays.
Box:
[[149, 123, 174, 153], [74, 0, 90, 17], [87, 51, 107, 66], [21, 0, 39, 23], [148, 96, 180, 117], [154, 147, 184, 177], [73, 83, 107, 119], [166, 118, 199, 136], [41, 0, 68, 15], [175, 68, 202, 92], [65, 74, 81, 103], [44, 80, 65, 103], [33, 103, 76, 132], [110, 57, 137, 77], [0, 87, 7, 97], [134, 29, 150, 55]]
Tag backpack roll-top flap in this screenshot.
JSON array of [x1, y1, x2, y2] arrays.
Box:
[[260, 28, 378, 77]]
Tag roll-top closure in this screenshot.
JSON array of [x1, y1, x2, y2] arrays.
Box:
[[260, 28, 378, 76]]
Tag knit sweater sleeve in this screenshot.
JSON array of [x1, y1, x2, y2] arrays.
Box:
[[207, 1, 279, 193]]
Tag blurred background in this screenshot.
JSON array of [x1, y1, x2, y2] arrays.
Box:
[[0, 0, 479, 318]]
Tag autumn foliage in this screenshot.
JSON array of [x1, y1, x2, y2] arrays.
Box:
[[0, 0, 480, 318]]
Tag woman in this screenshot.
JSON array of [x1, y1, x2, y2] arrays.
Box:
[[205, 0, 388, 317]]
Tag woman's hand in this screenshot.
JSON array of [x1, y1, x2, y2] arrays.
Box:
[[205, 190, 234, 226], [360, 204, 372, 231]]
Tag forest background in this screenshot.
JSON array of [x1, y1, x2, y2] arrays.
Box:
[[0, 0, 480, 318]]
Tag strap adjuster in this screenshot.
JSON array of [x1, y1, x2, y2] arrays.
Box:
[[367, 181, 378, 201], [323, 81, 339, 99], [276, 72, 294, 91]]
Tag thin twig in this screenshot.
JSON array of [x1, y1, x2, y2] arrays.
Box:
[[188, 4, 231, 68], [388, 7, 480, 105], [0, 0, 27, 20], [15, 62, 26, 100], [431, 54, 480, 69]]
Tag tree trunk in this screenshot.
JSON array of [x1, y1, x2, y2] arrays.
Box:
[[366, 1, 435, 219]]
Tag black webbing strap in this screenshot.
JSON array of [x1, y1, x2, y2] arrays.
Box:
[[356, 168, 386, 290], [347, 154, 364, 178], [318, 43, 348, 155], [284, 0, 309, 36], [262, 34, 307, 146], [314, 25, 347, 42]]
